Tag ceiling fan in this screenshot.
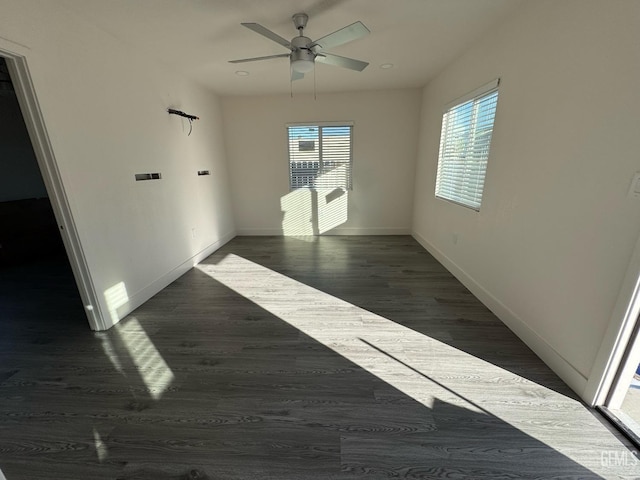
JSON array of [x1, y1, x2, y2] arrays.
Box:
[[229, 13, 370, 80]]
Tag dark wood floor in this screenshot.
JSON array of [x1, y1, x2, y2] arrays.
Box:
[[0, 236, 637, 479]]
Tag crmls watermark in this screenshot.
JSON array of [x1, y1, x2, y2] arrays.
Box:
[[600, 449, 639, 467]]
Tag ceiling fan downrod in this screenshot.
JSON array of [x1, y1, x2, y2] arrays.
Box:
[[292, 13, 308, 35]]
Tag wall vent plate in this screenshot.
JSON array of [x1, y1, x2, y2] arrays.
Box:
[[135, 173, 161, 181]]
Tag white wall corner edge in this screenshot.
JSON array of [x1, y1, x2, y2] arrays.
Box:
[[101, 229, 236, 331], [411, 231, 589, 397]]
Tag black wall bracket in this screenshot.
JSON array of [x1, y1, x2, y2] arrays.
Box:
[[168, 108, 199, 135]]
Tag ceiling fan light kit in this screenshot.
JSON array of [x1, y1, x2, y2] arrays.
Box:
[[290, 35, 315, 73], [291, 53, 315, 73], [229, 12, 370, 82]]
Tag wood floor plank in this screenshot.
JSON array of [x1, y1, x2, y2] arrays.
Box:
[[0, 238, 638, 479]]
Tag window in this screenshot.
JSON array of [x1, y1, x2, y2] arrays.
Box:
[[435, 79, 500, 211], [287, 123, 353, 190]]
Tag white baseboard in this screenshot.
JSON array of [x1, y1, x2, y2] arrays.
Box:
[[235, 228, 282, 236], [323, 227, 410, 236], [236, 227, 410, 236], [412, 231, 588, 396], [103, 230, 236, 330]]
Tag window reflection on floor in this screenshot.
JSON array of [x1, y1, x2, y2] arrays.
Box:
[[96, 317, 175, 400]]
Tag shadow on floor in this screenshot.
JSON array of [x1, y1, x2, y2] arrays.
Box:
[[201, 235, 576, 400], [0, 237, 632, 478]]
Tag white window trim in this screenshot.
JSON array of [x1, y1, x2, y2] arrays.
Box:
[[435, 78, 500, 211], [286, 122, 354, 191], [286, 121, 354, 128], [443, 79, 500, 112]]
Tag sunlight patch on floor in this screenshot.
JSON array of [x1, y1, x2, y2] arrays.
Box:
[[93, 427, 109, 462], [96, 332, 124, 374], [197, 253, 500, 412], [115, 318, 175, 400], [196, 253, 613, 471], [95, 317, 174, 400]]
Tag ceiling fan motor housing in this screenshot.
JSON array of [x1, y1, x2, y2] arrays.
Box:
[[291, 49, 314, 72], [290, 35, 315, 72], [291, 36, 312, 52]]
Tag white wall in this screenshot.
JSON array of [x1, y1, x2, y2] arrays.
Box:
[[0, 91, 48, 202], [412, 0, 640, 396], [222, 90, 421, 235], [0, 1, 236, 329]]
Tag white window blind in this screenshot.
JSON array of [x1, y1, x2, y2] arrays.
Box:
[[435, 80, 499, 211], [288, 124, 353, 190]]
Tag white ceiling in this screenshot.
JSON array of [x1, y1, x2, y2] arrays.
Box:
[[62, 0, 524, 96]]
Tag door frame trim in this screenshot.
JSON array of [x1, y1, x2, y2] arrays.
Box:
[[584, 228, 640, 406], [1, 43, 107, 331]]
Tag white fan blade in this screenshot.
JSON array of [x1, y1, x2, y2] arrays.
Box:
[[311, 21, 369, 51], [241, 23, 291, 49], [229, 54, 290, 64], [316, 53, 368, 71]]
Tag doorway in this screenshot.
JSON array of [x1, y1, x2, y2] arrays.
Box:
[[0, 56, 86, 326], [0, 49, 103, 330], [0, 58, 62, 263], [598, 318, 640, 448]]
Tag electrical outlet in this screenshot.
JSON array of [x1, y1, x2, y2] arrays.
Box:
[[191, 228, 196, 239], [452, 233, 459, 245]]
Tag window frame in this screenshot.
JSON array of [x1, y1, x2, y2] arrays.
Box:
[[435, 79, 500, 211], [286, 121, 354, 191]]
